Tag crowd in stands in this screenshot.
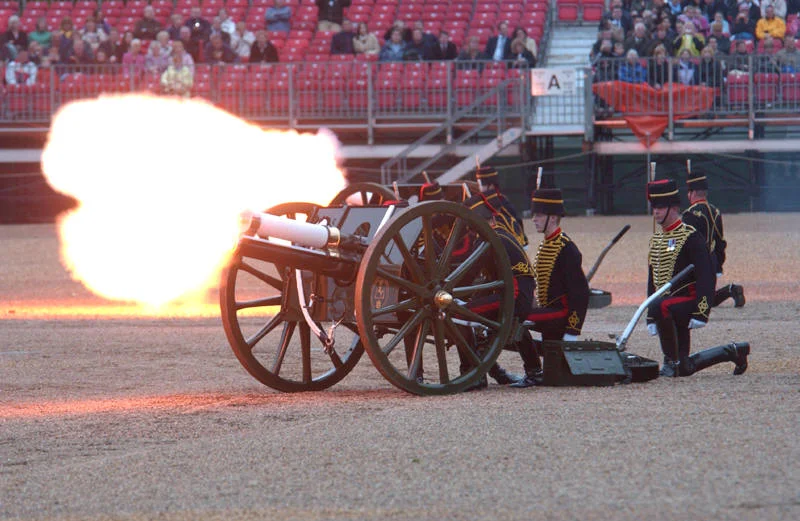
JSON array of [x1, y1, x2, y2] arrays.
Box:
[[590, 0, 800, 88]]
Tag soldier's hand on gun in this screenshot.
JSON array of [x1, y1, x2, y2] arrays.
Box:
[[688, 318, 706, 329], [647, 323, 658, 336]]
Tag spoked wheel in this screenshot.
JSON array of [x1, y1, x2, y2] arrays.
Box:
[[354, 201, 515, 395], [219, 202, 364, 392], [330, 182, 396, 206]]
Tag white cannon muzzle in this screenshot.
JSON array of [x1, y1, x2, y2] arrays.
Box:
[[242, 211, 340, 250]]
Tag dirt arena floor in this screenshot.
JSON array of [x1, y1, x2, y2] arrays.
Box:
[[2, 214, 799, 521]]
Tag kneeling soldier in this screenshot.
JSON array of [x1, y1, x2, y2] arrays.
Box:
[[646, 180, 749, 377], [512, 188, 590, 388]]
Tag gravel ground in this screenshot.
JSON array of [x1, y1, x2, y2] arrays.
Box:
[[1, 214, 799, 521]]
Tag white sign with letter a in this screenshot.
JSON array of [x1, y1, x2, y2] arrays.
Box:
[[531, 68, 577, 96]]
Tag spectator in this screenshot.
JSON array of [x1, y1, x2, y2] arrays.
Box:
[[756, 5, 786, 40], [790, 0, 800, 14], [603, 5, 633, 35], [612, 40, 626, 57], [732, 4, 757, 40], [167, 14, 185, 42], [485, 21, 511, 61], [218, 9, 236, 36], [46, 45, 61, 65], [146, 40, 170, 72], [383, 20, 411, 42], [179, 26, 201, 62], [673, 49, 699, 84], [665, 0, 683, 18], [378, 27, 407, 61], [707, 0, 731, 22], [81, 19, 107, 53], [3, 15, 28, 59], [210, 17, 232, 46], [434, 29, 458, 60], [680, 6, 709, 38], [739, 0, 762, 22], [66, 37, 95, 65], [413, 20, 438, 48], [90, 9, 112, 35], [648, 44, 671, 88], [513, 27, 538, 62], [618, 49, 647, 82], [156, 30, 172, 55], [316, 0, 351, 32], [353, 22, 380, 56], [185, 7, 211, 43], [649, 24, 675, 55], [509, 37, 536, 67], [122, 39, 145, 70], [625, 22, 652, 55], [161, 49, 193, 97], [249, 29, 278, 62], [405, 28, 437, 60], [94, 48, 110, 66], [591, 30, 612, 59], [674, 21, 705, 56], [775, 34, 800, 71], [697, 46, 724, 87], [230, 21, 255, 59], [171, 40, 195, 72], [592, 40, 617, 82], [135, 6, 163, 41], [99, 27, 124, 63], [729, 39, 751, 72], [204, 33, 237, 63], [331, 19, 356, 54], [709, 22, 731, 53], [755, 38, 781, 71], [712, 11, 731, 36], [6, 49, 37, 85], [27, 41, 43, 65], [28, 17, 51, 51], [266, 0, 292, 33], [456, 35, 489, 70], [762, 0, 788, 18]]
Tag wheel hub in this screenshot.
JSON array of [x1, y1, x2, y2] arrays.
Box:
[[433, 290, 453, 310]]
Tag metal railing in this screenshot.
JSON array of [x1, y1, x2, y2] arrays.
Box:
[[590, 54, 800, 139], [0, 60, 531, 134]]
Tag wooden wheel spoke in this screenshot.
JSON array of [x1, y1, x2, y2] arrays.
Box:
[[246, 313, 284, 350], [407, 320, 429, 380], [300, 324, 312, 384], [239, 260, 284, 291], [270, 321, 296, 374], [449, 303, 501, 330], [444, 242, 490, 288], [433, 319, 449, 384], [382, 308, 427, 355], [434, 218, 466, 279], [235, 295, 282, 311], [451, 280, 506, 298], [329, 349, 344, 369], [422, 215, 436, 276], [376, 267, 428, 297], [392, 235, 425, 284], [444, 318, 481, 367], [371, 297, 418, 317]]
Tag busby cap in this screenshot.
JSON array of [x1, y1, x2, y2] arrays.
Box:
[[475, 166, 499, 185], [419, 181, 444, 201], [647, 179, 681, 208], [531, 188, 565, 216], [463, 193, 496, 221], [686, 171, 709, 191]]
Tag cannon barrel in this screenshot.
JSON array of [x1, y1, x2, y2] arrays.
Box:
[[244, 210, 341, 249]]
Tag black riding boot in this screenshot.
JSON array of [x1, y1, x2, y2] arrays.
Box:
[[714, 284, 746, 308], [488, 364, 521, 385], [510, 332, 543, 388], [657, 318, 681, 378], [686, 342, 750, 376]]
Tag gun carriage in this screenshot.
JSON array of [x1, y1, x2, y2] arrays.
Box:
[[220, 182, 516, 395]]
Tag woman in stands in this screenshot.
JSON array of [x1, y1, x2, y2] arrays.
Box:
[[513, 27, 538, 64], [648, 44, 671, 89], [674, 48, 699, 85], [354, 22, 380, 56], [509, 38, 536, 68], [697, 47, 724, 89], [618, 49, 647, 83]]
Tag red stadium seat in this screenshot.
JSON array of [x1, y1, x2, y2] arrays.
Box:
[[558, 4, 578, 21], [726, 72, 748, 104], [782, 73, 800, 101], [755, 73, 779, 103]]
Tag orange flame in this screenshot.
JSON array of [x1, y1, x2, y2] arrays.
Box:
[[42, 94, 345, 308]]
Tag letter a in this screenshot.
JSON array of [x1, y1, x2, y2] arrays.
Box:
[[548, 74, 561, 91]]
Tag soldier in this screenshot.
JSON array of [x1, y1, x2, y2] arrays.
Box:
[[646, 180, 749, 377], [682, 170, 746, 308], [472, 165, 529, 249], [512, 188, 590, 388], [459, 190, 542, 389]]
